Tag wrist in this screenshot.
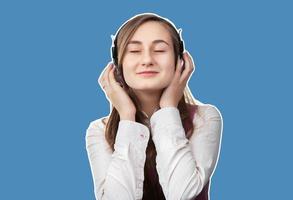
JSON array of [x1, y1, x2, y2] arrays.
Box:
[[160, 104, 177, 108], [120, 113, 136, 121]]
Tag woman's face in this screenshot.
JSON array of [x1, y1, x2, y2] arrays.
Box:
[[122, 21, 176, 92]]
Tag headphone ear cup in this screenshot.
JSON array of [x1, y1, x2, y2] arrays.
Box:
[[111, 46, 118, 66]]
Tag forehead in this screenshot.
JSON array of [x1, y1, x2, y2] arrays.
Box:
[[128, 21, 172, 45]]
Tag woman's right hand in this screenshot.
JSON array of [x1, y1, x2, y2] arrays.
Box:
[[98, 62, 136, 120]]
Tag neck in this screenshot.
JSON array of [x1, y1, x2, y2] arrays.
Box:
[[133, 89, 162, 119]]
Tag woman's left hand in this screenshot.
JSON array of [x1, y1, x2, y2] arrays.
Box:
[[159, 51, 195, 108]]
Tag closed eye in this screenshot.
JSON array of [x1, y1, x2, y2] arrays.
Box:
[[129, 50, 165, 53]]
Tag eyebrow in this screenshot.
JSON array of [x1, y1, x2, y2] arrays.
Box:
[[127, 39, 170, 46]]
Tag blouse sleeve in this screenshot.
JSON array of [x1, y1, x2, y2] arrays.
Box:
[[149, 105, 223, 200], [85, 119, 150, 200]]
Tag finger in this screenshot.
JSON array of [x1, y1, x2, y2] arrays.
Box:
[[98, 62, 111, 84], [105, 63, 114, 87], [99, 62, 112, 89], [183, 51, 195, 83], [186, 51, 195, 72], [179, 52, 193, 83], [185, 52, 195, 83], [108, 64, 120, 88]]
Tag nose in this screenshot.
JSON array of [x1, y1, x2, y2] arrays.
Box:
[[141, 50, 154, 66]]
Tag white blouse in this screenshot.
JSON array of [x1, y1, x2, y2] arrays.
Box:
[[85, 103, 223, 200]]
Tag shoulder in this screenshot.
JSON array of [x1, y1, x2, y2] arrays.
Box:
[[190, 100, 223, 129], [187, 101, 223, 146], [87, 116, 109, 130], [85, 116, 112, 152], [85, 116, 109, 139], [197, 104, 222, 119]]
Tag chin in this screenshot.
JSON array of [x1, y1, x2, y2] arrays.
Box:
[[127, 77, 170, 90], [131, 84, 166, 91]]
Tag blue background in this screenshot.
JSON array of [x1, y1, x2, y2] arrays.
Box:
[[1, 0, 292, 199]]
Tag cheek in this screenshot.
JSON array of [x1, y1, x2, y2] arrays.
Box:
[[121, 65, 135, 85], [165, 72, 175, 83], [157, 53, 176, 71], [161, 61, 176, 78], [159, 69, 175, 86]]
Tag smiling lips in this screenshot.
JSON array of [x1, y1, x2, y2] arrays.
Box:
[[137, 71, 159, 77], [137, 71, 158, 74]]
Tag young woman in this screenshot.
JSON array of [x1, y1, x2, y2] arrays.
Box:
[[85, 13, 223, 200]]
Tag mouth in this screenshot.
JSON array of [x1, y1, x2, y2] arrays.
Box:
[[137, 71, 159, 77]]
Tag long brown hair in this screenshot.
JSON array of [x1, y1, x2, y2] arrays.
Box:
[[103, 13, 198, 199]]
